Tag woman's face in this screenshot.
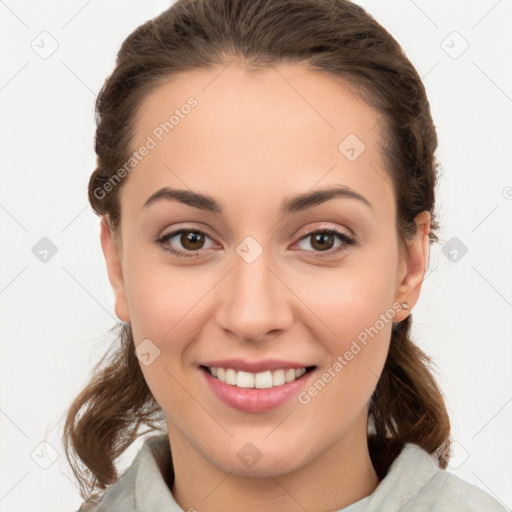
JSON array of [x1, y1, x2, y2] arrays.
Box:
[[101, 62, 428, 477]]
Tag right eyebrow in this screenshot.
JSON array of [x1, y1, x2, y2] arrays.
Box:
[[142, 187, 222, 213]]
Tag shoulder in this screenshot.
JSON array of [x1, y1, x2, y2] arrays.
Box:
[[75, 497, 102, 512], [428, 468, 507, 511], [363, 443, 507, 512], [73, 434, 172, 512]]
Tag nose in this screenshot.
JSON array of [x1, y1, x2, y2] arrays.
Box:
[[214, 246, 294, 343]]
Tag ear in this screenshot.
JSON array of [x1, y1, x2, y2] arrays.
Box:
[[100, 216, 130, 322], [393, 211, 430, 322]]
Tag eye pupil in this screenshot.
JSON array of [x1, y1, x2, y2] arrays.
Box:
[[311, 232, 334, 251], [182, 230, 204, 250]]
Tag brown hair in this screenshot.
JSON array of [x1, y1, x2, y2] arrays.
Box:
[[63, 0, 451, 502]]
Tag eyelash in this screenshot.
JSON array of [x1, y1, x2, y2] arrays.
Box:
[[155, 227, 356, 260]]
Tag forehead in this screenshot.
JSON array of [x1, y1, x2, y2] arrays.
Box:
[[122, 62, 393, 221], [134, 62, 381, 145]]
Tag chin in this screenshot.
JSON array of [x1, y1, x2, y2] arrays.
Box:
[[203, 439, 311, 478]]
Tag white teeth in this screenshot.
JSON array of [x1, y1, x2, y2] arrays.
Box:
[[236, 370, 254, 388], [285, 369, 296, 383], [207, 366, 310, 388], [255, 371, 273, 389], [272, 369, 286, 386], [295, 368, 306, 378], [225, 368, 237, 385]]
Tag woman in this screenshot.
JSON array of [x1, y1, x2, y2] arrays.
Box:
[[63, 0, 506, 510]]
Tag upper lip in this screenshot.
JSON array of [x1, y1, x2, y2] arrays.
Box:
[[200, 359, 315, 373]]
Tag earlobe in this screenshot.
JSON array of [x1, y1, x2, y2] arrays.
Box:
[[394, 211, 431, 322], [100, 216, 130, 322]]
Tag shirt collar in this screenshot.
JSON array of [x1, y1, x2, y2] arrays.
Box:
[[134, 435, 181, 511], [117, 435, 439, 511]]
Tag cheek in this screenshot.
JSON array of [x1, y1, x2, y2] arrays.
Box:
[[295, 257, 396, 404], [123, 258, 216, 406], [123, 251, 208, 342], [303, 260, 397, 346], [123, 262, 203, 413], [297, 277, 393, 433]]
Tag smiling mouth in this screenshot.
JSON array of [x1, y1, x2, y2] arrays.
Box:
[[200, 365, 316, 389]]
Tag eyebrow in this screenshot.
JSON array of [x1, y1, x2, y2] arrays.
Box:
[[142, 184, 372, 214]]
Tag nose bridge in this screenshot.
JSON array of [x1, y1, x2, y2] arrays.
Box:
[[216, 239, 293, 342]]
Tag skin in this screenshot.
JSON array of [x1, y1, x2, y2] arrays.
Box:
[[100, 61, 430, 512]]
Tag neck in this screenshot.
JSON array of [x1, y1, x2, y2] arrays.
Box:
[[168, 413, 379, 512]]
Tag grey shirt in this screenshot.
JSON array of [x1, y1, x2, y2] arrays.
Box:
[[76, 435, 507, 511]]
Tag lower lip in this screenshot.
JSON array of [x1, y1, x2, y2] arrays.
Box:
[[201, 367, 315, 413]]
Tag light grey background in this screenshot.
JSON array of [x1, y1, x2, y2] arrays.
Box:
[[1, 1, 511, 511]]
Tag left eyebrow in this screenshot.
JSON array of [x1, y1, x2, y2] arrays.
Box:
[[141, 184, 372, 214], [281, 185, 372, 213]]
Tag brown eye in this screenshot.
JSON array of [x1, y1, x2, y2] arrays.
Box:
[[180, 230, 206, 250], [309, 231, 336, 251], [296, 228, 356, 259], [156, 226, 355, 260], [156, 228, 215, 258]]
